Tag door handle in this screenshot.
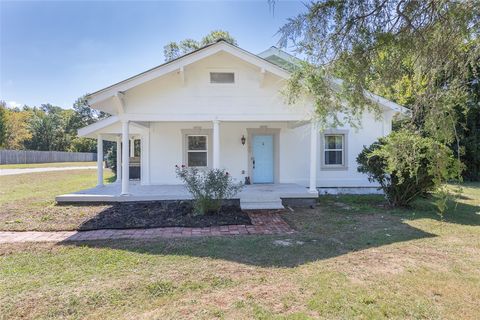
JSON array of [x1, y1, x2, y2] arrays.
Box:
[[252, 158, 255, 169]]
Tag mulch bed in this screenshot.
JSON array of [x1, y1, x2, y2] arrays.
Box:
[[78, 201, 251, 230]]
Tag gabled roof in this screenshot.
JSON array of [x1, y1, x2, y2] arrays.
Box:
[[86, 39, 407, 115], [87, 40, 291, 106]]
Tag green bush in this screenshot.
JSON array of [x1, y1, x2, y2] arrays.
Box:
[[175, 165, 243, 215], [357, 130, 461, 207], [106, 147, 117, 175]]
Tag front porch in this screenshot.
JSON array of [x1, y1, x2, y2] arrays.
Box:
[[76, 116, 323, 209], [55, 182, 317, 209]]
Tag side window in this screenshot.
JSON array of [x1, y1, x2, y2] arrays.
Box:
[[323, 134, 347, 169]]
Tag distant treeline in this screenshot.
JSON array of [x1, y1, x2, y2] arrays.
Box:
[[0, 96, 108, 153]]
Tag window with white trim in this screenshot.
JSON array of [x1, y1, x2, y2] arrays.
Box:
[[187, 135, 208, 167], [324, 134, 344, 166], [210, 72, 235, 84]]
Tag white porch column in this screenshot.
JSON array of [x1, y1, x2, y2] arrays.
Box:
[[213, 119, 220, 169], [309, 121, 319, 193], [97, 135, 104, 186], [115, 136, 122, 183], [121, 120, 130, 195], [130, 138, 135, 157], [141, 131, 151, 185]]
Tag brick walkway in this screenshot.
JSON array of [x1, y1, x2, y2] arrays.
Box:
[[0, 212, 294, 244]]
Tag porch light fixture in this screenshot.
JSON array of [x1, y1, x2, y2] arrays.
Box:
[[241, 135, 246, 145]]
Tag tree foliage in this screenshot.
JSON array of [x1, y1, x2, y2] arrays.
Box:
[[278, 0, 480, 190], [0, 95, 105, 152], [455, 65, 480, 180], [280, 0, 479, 131], [1, 103, 32, 150], [163, 30, 238, 61], [0, 101, 9, 148], [357, 131, 461, 210]]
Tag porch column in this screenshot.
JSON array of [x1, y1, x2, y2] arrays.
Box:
[[97, 134, 104, 186], [309, 121, 318, 193], [121, 120, 130, 195], [213, 119, 220, 169], [115, 136, 122, 183], [130, 138, 135, 157]]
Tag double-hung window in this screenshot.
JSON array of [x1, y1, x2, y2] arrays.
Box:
[[187, 135, 208, 167], [324, 134, 345, 166]]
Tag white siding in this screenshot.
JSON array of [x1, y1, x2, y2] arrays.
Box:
[[123, 52, 310, 118], [147, 115, 383, 187]]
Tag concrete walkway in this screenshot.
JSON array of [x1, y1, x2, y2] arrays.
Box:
[[0, 166, 96, 176], [0, 212, 295, 244]]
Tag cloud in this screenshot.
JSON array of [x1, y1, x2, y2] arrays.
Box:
[[6, 101, 22, 108]]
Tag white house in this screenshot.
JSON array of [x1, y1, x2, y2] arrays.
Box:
[[56, 40, 405, 209]]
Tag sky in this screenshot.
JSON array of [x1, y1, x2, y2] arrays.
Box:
[[0, 0, 306, 109]]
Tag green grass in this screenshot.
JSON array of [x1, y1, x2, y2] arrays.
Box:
[[0, 169, 115, 231], [0, 161, 97, 169], [0, 173, 479, 319]]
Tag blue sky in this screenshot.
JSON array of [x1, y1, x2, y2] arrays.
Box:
[[0, 0, 305, 109]]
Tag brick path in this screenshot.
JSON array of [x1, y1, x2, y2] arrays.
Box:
[[0, 212, 294, 244]]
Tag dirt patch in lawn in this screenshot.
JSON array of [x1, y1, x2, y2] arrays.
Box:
[[77, 201, 251, 230]]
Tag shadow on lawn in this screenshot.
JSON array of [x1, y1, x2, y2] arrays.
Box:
[[60, 205, 441, 268], [60, 189, 480, 267], [324, 193, 480, 227]]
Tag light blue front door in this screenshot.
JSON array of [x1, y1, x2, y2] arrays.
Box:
[[252, 135, 274, 183]]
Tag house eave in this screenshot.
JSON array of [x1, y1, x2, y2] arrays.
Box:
[[86, 40, 292, 106]]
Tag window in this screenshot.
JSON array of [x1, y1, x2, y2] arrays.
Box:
[[210, 72, 235, 84], [324, 134, 344, 166], [187, 135, 208, 167]]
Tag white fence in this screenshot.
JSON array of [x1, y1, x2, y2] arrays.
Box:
[[0, 150, 97, 165]]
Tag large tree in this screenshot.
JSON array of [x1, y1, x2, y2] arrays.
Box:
[[163, 30, 237, 61], [278, 1, 479, 138], [278, 0, 479, 181], [1, 105, 32, 150], [0, 96, 108, 152], [0, 101, 7, 148], [72, 95, 108, 128]]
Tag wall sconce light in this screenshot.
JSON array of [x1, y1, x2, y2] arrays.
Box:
[[241, 135, 246, 145]]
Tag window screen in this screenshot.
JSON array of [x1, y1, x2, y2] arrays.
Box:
[[210, 72, 235, 84]]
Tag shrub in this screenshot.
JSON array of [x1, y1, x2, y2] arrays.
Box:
[[175, 166, 243, 215], [357, 130, 461, 208], [106, 147, 117, 175]]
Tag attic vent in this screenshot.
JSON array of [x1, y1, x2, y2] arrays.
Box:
[[210, 72, 235, 84]]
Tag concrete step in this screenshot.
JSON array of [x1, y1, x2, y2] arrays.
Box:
[[240, 198, 284, 210]]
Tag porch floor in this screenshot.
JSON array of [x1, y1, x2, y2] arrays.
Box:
[[55, 182, 318, 206]]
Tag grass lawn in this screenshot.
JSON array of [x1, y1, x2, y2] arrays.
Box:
[[0, 172, 479, 319], [0, 161, 97, 169], [0, 169, 114, 231]]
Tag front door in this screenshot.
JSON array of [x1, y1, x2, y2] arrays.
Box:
[[252, 135, 274, 183]]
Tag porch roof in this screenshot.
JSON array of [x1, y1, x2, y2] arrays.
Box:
[[77, 116, 309, 140], [78, 116, 148, 140]]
